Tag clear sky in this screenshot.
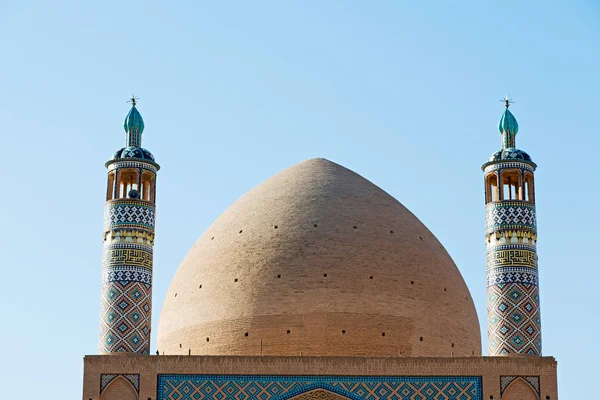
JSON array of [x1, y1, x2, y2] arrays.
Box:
[[0, 1, 598, 398]]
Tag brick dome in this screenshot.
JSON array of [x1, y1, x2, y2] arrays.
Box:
[[157, 158, 481, 357]]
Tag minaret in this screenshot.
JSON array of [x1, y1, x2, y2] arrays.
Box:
[[483, 98, 541, 356], [99, 98, 159, 354]]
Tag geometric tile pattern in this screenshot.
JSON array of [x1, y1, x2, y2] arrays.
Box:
[[486, 240, 541, 356], [500, 376, 540, 397], [485, 201, 536, 234], [487, 281, 541, 355], [102, 265, 153, 285], [486, 266, 538, 286], [101, 374, 140, 393], [157, 375, 483, 400], [99, 280, 152, 354], [104, 200, 156, 230]]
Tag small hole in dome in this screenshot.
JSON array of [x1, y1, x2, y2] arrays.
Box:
[[382, 332, 385, 336], [234, 278, 238, 282], [411, 281, 414, 285], [546, 397, 550, 399], [199, 285, 202, 289], [313, 224, 318, 227], [174, 293, 177, 297], [342, 330, 346, 334], [287, 330, 291, 334], [206, 338, 210, 342], [244, 332, 248, 337], [369, 276, 373, 279], [239, 230, 243, 234], [274, 225, 278, 229], [451, 343, 454, 348], [353, 226, 357, 229], [419, 236, 423, 240], [211, 237, 214, 240], [444, 288, 447, 292], [390, 230, 394, 234], [323, 273, 328, 277], [179, 344, 182, 348], [472, 350, 475, 355], [277, 275, 281, 278], [420, 337, 423, 341], [490, 396, 494, 399]]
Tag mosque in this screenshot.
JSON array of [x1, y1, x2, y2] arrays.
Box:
[[82, 99, 558, 400]]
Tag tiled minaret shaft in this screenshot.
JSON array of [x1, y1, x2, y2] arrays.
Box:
[[483, 100, 541, 356], [99, 100, 160, 354]]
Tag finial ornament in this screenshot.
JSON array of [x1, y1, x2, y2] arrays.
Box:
[[501, 95, 514, 109], [127, 94, 140, 107]]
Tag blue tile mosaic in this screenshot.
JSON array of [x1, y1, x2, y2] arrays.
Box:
[[157, 374, 482, 400]]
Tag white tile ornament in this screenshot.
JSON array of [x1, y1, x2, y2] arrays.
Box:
[[104, 200, 155, 231]]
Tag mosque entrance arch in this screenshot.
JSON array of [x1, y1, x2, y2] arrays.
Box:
[[100, 376, 137, 400], [501, 377, 539, 400]]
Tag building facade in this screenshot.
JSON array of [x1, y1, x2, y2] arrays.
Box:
[[83, 102, 557, 400]]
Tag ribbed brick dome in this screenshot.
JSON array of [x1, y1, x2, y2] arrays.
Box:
[[157, 158, 481, 357]]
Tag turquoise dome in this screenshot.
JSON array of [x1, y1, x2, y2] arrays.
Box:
[[124, 105, 144, 136], [488, 148, 532, 163], [499, 108, 518, 137], [112, 146, 155, 161]]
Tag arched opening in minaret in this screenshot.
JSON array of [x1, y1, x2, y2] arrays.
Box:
[[106, 172, 115, 201], [115, 168, 141, 199], [501, 170, 521, 200], [524, 172, 535, 203], [485, 173, 499, 203], [106, 168, 156, 202], [140, 170, 156, 203]]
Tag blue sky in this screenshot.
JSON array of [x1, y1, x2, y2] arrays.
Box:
[[0, 1, 598, 398]]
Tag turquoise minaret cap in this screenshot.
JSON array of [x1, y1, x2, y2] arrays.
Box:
[[498, 98, 518, 149], [109, 96, 157, 166], [124, 99, 144, 147]]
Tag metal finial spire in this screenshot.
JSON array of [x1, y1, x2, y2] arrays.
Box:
[[127, 94, 140, 107], [501, 94, 514, 109]]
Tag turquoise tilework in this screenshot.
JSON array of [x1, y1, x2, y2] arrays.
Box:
[[157, 374, 482, 400]]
